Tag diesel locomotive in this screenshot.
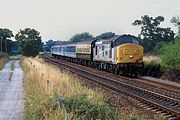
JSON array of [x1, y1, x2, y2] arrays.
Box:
[[51, 34, 144, 77]]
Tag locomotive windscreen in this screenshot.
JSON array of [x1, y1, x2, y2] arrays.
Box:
[[112, 35, 139, 47]]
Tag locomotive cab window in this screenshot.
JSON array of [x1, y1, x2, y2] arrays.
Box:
[[113, 36, 140, 47]]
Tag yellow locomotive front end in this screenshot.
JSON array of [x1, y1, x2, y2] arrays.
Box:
[[117, 43, 143, 64], [116, 43, 144, 76]]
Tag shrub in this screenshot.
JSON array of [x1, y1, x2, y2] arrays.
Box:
[[160, 37, 180, 71], [63, 94, 119, 120], [154, 41, 166, 55]]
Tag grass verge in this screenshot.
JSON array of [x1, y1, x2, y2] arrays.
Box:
[[22, 57, 119, 120]]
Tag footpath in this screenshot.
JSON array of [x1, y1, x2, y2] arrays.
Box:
[[0, 60, 24, 120]]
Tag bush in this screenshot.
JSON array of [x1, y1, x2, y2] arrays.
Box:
[[160, 37, 180, 71], [154, 41, 166, 55]]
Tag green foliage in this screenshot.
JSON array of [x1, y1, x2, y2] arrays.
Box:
[[15, 28, 42, 57], [25, 92, 119, 120], [171, 16, 180, 37], [9, 55, 22, 60], [0, 52, 9, 59], [69, 32, 93, 43], [44, 39, 56, 52], [125, 115, 138, 120], [0, 28, 14, 54], [64, 94, 119, 120], [154, 41, 166, 55], [96, 32, 115, 40], [9, 41, 21, 55], [132, 15, 175, 53], [161, 37, 180, 70]]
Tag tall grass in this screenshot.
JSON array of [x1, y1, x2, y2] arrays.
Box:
[[22, 57, 119, 120], [142, 56, 161, 77], [143, 56, 161, 65]]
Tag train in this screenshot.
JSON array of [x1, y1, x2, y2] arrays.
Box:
[[51, 34, 144, 77]]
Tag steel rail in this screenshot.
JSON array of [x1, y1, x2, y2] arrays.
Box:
[[43, 55, 180, 119]]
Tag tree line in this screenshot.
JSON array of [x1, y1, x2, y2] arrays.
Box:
[[45, 15, 180, 55], [0, 28, 42, 57], [0, 15, 179, 57]]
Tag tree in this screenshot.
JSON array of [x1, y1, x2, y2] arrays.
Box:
[[44, 40, 66, 52], [15, 28, 42, 57], [69, 32, 93, 43], [0, 28, 14, 53], [171, 16, 180, 36], [9, 41, 21, 55], [132, 15, 175, 53], [44, 39, 56, 51], [96, 32, 115, 40]]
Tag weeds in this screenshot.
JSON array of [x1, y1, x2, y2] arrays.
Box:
[[22, 57, 119, 120], [142, 56, 161, 77]]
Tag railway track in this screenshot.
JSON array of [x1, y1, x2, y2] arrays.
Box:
[[117, 76, 180, 100], [43, 55, 180, 120]]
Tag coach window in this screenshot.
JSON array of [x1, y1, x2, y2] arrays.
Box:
[[105, 51, 108, 56], [102, 46, 104, 51]]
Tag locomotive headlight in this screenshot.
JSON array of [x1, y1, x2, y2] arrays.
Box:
[[129, 55, 133, 59]]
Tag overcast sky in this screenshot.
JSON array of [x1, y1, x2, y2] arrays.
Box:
[[0, 0, 179, 41]]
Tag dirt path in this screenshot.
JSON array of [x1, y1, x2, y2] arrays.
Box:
[[0, 60, 24, 120]]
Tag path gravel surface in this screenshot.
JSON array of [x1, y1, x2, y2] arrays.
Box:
[[0, 60, 24, 120]]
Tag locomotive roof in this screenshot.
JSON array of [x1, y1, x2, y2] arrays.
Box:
[[51, 43, 76, 48], [95, 35, 120, 44], [95, 34, 140, 46]]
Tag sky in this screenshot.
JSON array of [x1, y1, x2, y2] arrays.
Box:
[[0, 0, 179, 41]]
